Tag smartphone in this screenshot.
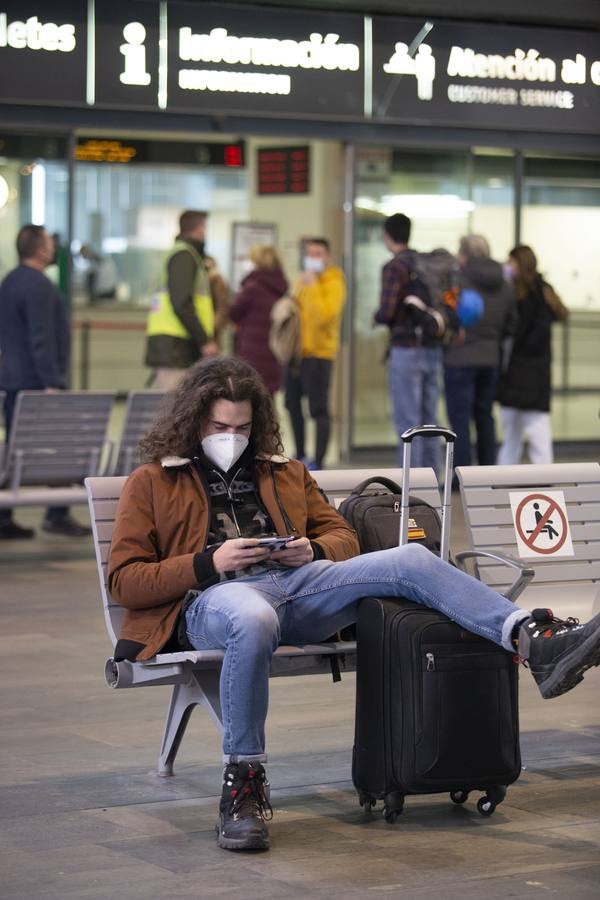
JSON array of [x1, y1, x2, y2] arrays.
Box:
[[256, 535, 297, 551]]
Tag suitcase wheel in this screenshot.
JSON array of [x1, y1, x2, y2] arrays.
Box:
[[450, 790, 469, 805], [477, 796, 496, 817], [357, 791, 376, 809], [477, 786, 506, 817], [383, 791, 404, 823]]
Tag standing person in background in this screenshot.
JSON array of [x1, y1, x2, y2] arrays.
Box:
[[145, 210, 220, 390], [444, 235, 518, 475], [373, 214, 446, 474], [204, 255, 230, 348], [284, 238, 345, 470], [229, 245, 288, 395], [497, 245, 569, 464], [0, 224, 90, 539]]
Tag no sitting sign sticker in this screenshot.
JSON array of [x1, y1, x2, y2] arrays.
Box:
[[509, 490, 575, 558]]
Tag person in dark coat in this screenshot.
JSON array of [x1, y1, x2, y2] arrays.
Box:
[[497, 245, 569, 464], [0, 224, 90, 539], [229, 245, 288, 394], [444, 234, 518, 472]]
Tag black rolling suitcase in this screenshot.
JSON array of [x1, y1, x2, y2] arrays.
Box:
[[352, 426, 521, 821]]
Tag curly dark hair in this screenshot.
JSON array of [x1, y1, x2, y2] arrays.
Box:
[[139, 357, 285, 463]]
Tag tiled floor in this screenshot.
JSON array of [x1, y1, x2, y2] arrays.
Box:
[[1, 499, 600, 898]]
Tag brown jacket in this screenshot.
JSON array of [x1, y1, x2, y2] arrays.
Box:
[[107, 456, 359, 661]]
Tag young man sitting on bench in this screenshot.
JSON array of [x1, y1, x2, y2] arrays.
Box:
[[108, 356, 600, 853]]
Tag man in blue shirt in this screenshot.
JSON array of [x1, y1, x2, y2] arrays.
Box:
[[0, 224, 90, 539]]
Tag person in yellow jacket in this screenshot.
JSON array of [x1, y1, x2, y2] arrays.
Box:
[[284, 238, 345, 469], [145, 210, 222, 390]]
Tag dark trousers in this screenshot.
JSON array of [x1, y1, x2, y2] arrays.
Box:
[[284, 357, 332, 468], [1, 390, 68, 524], [444, 365, 499, 470]]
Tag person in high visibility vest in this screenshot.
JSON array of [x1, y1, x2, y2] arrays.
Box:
[[145, 210, 221, 390]]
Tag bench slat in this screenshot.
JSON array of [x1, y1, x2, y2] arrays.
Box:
[[458, 462, 600, 487], [462, 484, 600, 508], [478, 560, 600, 586], [468, 503, 600, 526], [470, 524, 600, 546]]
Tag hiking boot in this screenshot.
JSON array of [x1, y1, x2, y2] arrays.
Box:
[[216, 761, 272, 851], [518, 608, 600, 699]]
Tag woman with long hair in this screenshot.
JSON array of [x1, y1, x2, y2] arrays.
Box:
[[229, 244, 288, 394], [497, 244, 568, 464]]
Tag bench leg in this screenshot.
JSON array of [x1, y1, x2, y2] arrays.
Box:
[[157, 669, 223, 777]]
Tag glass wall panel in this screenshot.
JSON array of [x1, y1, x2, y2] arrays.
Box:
[[72, 163, 248, 308], [470, 150, 515, 262], [351, 147, 516, 450], [522, 156, 600, 312], [0, 156, 69, 284], [522, 155, 600, 440]]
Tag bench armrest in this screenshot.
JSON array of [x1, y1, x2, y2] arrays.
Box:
[[454, 550, 535, 603]]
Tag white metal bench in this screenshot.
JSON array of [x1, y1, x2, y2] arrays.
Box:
[[86, 465, 441, 776], [0, 391, 114, 509], [111, 390, 166, 476], [457, 462, 600, 619]]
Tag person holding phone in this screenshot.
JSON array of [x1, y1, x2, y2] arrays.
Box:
[[108, 356, 600, 854]]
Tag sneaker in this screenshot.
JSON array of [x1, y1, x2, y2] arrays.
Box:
[[216, 761, 272, 851], [519, 607, 600, 699], [41, 516, 92, 537], [0, 520, 35, 540]]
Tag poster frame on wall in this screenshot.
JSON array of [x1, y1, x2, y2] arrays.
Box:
[[230, 220, 278, 288]]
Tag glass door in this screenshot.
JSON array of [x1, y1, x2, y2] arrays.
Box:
[[351, 146, 516, 451]]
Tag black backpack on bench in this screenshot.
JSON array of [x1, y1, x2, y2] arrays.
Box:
[[338, 476, 443, 556]]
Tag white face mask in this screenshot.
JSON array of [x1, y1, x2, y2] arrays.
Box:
[[240, 258, 255, 276], [201, 433, 249, 472], [303, 256, 325, 274]]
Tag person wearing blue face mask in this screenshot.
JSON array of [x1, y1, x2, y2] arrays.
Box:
[[284, 238, 346, 470]]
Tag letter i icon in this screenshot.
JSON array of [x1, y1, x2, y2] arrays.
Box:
[[120, 22, 151, 86]]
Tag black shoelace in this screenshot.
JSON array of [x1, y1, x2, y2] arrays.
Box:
[[531, 607, 580, 631], [228, 774, 273, 822]]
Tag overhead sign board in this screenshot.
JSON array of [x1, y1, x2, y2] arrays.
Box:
[[0, 2, 86, 105], [165, 2, 364, 118], [73, 137, 245, 167], [1, 2, 600, 134], [371, 17, 600, 134]]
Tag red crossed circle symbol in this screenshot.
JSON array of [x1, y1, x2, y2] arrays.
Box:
[[515, 493, 568, 555]]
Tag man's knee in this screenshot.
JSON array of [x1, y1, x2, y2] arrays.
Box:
[[229, 600, 280, 649], [392, 542, 436, 572]]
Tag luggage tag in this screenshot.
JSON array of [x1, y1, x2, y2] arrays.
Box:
[[407, 517, 426, 541]]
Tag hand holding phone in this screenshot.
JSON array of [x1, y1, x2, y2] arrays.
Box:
[[256, 535, 297, 551]]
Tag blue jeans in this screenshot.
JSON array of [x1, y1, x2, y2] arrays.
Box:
[[444, 365, 499, 470], [185, 544, 528, 762], [389, 345, 442, 473]]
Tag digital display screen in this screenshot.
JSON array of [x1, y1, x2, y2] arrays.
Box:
[[257, 146, 310, 195]]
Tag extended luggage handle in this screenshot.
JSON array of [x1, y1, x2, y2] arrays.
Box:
[[400, 425, 456, 562]]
